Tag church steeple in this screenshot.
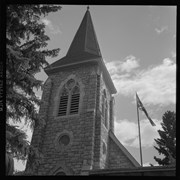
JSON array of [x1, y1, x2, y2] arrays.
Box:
[[45, 7, 103, 72], [66, 7, 102, 57], [26, 7, 140, 175], [44, 7, 116, 94]]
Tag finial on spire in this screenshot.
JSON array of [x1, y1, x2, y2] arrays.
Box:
[[87, 6, 90, 11]]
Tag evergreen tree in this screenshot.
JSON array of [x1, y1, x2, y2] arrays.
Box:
[[6, 4, 61, 172], [154, 111, 176, 165]]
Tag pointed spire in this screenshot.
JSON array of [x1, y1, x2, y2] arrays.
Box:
[[44, 7, 117, 94], [66, 7, 102, 57]]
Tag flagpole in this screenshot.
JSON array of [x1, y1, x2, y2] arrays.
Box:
[[136, 94, 143, 167]]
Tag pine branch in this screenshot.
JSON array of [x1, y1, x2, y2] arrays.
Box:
[[6, 4, 61, 166]]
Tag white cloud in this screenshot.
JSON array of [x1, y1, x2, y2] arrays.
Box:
[[143, 162, 159, 166], [41, 18, 62, 34], [106, 55, 139, 75], [114, 118, 162, 148], [121, 56, 140, 72], [155, 26, 168, 34], [106, 57, 176, 106], [131, 119, 162, 148], [143, 162, 151, 167], [114, 119, 138, 145]]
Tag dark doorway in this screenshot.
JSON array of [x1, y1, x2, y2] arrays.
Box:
[[55, 171, 66, 176]]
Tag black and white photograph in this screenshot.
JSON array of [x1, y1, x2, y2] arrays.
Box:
[[6, 4, 176, 176]]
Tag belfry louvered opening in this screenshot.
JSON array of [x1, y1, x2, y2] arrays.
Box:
[[58, 95, 68, 116], [58, 87, 69, 116], [70, 86, 80, 114], [58, 79, 80, 116]]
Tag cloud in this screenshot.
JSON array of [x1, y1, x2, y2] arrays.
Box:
[[114, 119, 138, 145], [114, 118, 162, 148], [41, 18, 62, 34], [143, 162, 159, 166], [106, 57, 176, 106], [121, 56, 140, 72], [105, 55, 139, 74], [143, 162, 151, 167], [155, 26, 168, 34], [106, 55, 139, 75]]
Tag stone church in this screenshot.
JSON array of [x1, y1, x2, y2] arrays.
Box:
[[25, 7, 140, 175]]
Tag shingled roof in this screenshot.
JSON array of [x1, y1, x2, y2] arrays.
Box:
[[67, 7, 102, 57], [45, 7, 102, 70]]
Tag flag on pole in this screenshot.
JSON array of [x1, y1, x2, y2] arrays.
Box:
[[136, 93, 156, 126]]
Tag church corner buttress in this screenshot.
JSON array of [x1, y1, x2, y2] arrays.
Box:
[[25, 7, 140, 176]]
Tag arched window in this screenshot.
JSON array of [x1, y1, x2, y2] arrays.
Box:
[[58, 79, 80, 116], [102, 142, 107, 156], [101, 89, 108, 128], [101, 94, 105, 117], [104, 100, 108, 128]]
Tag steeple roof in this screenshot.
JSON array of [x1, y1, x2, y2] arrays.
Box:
[[67, 7, 102, 57], [45, 7, 102, 70]]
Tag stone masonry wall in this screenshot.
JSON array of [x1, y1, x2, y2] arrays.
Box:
[[93, 72, 113, 170], [32, 62, 99, 175], [108, 137, 135, 169], [99, 73, 112, 169]]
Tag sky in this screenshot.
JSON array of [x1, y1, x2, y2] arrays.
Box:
[[13, 5, 176, 171]]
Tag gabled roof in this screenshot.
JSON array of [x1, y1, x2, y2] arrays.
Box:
[[45, 52, 100, 70], [109, 130, 140, 167]]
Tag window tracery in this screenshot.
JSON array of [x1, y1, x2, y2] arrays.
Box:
[[58, 79, 80, 116]]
